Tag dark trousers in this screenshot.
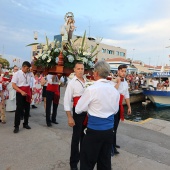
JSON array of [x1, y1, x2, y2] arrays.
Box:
[[113, 110, 120, 146], [80, 128, 114, 170], [70, 107, 86, 168], [46, 90, 59, 124], [14, 92, 30, 128]]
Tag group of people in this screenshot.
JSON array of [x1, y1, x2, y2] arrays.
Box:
[[64, 61, 131, 170], [0, 65, 19, 124], [112, 72, 147, 91], [10, 61, 63, 133], [0, 64, 43, 124], [1, 60, 131, 170], [149, 78, 169, 91]]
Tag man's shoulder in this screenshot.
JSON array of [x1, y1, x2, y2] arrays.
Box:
[[68, 76, 77, 83], [13, 70, 21, 77], [66, 77, 76, 87]]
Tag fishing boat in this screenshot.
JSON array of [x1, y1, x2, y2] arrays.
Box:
[[143, 72, 170, 107]]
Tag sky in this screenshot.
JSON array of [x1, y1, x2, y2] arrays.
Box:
[[1, 0, 170, 67]]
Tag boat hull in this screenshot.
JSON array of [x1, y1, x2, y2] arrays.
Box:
[[143, 90, 170, 107]]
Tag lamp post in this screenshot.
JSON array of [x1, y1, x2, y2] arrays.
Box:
[[95, 37, 102, 62], [60, 26, 65, 49], [148, 57, 151, 70], [132, 49, 135, 61], [57, 26, 65, 66], [34, 31, 38, 40], [32, 31, 38, 61], [165, 46, 170, 67]]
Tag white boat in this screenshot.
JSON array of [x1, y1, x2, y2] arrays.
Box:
[[143, 72, 170, 107]]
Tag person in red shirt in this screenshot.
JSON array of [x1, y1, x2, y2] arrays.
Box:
[[164, 79, 169, 90]]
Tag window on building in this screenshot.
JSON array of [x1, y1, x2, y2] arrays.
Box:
[[107, 50, 113, 54], [120, 52, 125, 56], [102, 48, 106, 53], [116, 51, 119, 56]]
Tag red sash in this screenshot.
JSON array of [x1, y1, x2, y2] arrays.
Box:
[[54, 90, 60, 104], [47, 84, 60, 104], [119, 94, 124, 121], [73, 96, 81, 107], [18, 86, 31, 103], [73, 96, 88, 126], [46, 84, 59, 93]]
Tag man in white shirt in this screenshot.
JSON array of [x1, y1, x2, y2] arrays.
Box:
[[64, 62, 87, 170], [112, 64, 131, 155], [150, 78, 159, 90], [12, 61, 32, 133], [45, 74, 60, 127], [75, 61, 119, 170]]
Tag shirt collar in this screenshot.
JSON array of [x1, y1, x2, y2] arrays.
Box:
[[96, 78, 110, 83], [74, 75, 86, 82]]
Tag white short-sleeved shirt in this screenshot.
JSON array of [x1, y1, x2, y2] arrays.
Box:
[[64, 76, 86, 111], [75, 79, 120, 118], [11, 70, 33, 87], [152, 80, 158, 88], [46, 74, 59, 85], [112, 79, 130, 99]]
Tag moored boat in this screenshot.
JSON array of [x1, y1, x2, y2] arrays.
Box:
[[143, 72, 170, 107]]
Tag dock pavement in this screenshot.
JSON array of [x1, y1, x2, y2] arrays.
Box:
[[0, 87, 170, 170]]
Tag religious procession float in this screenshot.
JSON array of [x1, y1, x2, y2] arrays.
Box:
[[28, 12, 98, 79]]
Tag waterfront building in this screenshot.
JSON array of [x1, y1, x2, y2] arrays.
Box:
[[154, 66, 163, 72], [105, 57, 136, 73], [164, 65, 170, 72]]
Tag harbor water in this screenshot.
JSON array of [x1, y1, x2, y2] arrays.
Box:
[[124, 102, 170, 122]]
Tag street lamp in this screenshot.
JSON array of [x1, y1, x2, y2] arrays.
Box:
[[132, 49, 135, 60], [32, 31, 38, 61], [34, 31, 38, 40], [165, 46, 170, 66], [57, 26, 66, 66], [149, 57, 151, 69], [96, 37, 102, 45], [60, 26, 65, 36], [95, 37, 102, 62]]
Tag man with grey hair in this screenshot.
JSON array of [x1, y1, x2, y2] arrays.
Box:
[[75, 60, 120, 170]]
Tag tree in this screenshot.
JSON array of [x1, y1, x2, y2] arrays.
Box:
[[0, 57, 10, 67]]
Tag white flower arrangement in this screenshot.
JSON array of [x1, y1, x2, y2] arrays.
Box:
[[67, 55, 75, 63], [63, 31, 99, 69], [28, 36, 61, 68], [28, 31, 99, 70]]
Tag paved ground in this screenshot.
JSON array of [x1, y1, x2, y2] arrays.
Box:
[[0, 87, 170, 170]]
